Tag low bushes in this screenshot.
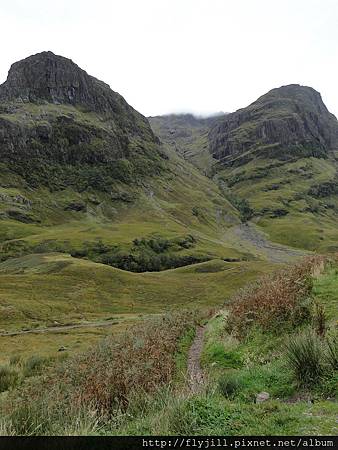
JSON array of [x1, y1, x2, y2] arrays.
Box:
[[4, 311, 202, 435], [71, 234, 206, 272], [226, 256, 326, 336]]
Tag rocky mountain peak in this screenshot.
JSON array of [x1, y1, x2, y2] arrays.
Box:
[[209, 84, 338, 165], [0, 51, 126, 116], [0, 52, 161, 190]]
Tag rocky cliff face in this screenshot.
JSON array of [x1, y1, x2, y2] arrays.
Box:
[[0, 52, 145, 125], [0, 52, 162, 190], [209, 84, 338, 166]]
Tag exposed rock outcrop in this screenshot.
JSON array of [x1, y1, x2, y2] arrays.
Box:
[[0, 51, 146, 123], [0, 52, 162, 190], [209, 84, 338, 166]]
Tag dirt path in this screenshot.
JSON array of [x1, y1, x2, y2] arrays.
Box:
[[0, 320, 117, 337], [223, 223, 308, 263], [187, 326, 206, 391]]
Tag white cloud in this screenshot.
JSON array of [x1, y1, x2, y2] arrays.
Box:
[[1, 0, 338, 117]]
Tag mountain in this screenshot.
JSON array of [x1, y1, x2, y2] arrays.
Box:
[[0, 54, 336, 361], [149, 113, 224, 174], [150, 86, 338, 253], [0, 51, 164, 191], [0, 52, 250, 279], [208, 85, 338, 252], [209, 84, 338, 166]]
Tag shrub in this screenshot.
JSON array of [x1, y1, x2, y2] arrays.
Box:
[[0, 366, 19, 393], [6, 311, 202, 434], [232, 198, 254, 222], [218, 373, 241, 398], [285, 330, 324, 386], [226, 256, 326, 336], [72, 235, 201, 273]]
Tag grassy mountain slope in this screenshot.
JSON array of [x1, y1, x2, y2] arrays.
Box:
[[217, 156, 338, 252], [149, 114, 222, 174], [209, 85, 338, 252], [150, 86, 338, 253]]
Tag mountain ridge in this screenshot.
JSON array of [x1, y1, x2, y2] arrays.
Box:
[[150, 85, 338, 253], [0, 51, 164, 192], [209, 84, 338, 166]]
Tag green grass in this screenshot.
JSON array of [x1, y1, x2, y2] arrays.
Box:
[[0, 261, 336, 436], [107, 391, 337, 436], [312, 266, 338, 320], [192, 263, 337, 435], [217, 157, 338, 252], [0, 253, 273, 363], [174, 327, 196, 384]]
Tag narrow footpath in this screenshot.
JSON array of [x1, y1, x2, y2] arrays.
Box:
[[187, 325, 206, 392]]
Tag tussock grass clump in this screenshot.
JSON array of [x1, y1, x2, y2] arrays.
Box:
[[326, 336, 338, 371], [218, 373, 241, 399], [0, 366, 19, 393], [285, 330, 324, 386], [226, 256, 326, 336], [5, 310, 201, 435], [9, 355, 21, 367], [23, 355, 49, 377], [313, 302, 327, 337]]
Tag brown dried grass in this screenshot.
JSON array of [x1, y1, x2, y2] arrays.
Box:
[[226, 256, 327, 336], [8, 310, 201, 418]]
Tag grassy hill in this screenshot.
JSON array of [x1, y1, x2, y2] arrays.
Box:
[[0, 252, 273, 363], [216, 156, 338, 252], [1, 256, 336, 435]]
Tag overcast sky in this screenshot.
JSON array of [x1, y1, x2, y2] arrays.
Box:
[[1, 0, 338, 117]]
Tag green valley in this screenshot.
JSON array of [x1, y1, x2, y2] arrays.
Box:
[[0, 51, 336, 438]]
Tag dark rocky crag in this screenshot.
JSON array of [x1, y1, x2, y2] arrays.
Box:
[[0, 51, 162, 190], [209, 84, 338, 166]]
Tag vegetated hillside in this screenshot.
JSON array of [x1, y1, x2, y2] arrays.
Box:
[[209, 85, 338, 252], [151, 86, 338, 253], [0, 52, 243, 267], [149, 113, 224, 174]]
